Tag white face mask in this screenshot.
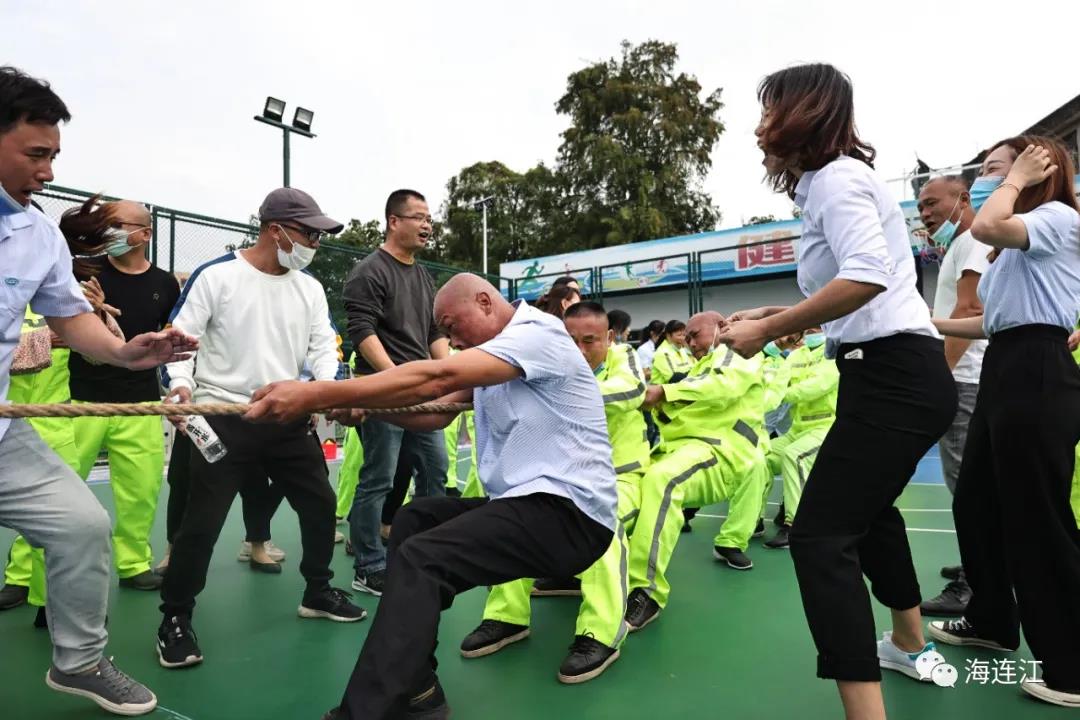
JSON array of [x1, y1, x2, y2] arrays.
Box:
[[274, 224, 317, 270]]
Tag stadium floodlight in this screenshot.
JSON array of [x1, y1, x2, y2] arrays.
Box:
[[253, 98, 317, 187]]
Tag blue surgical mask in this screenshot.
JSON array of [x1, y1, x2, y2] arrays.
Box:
[[969, 176, 1004, 211], [764, 341, 781, 358], [804, 332, 826, 349], [929, 195, 962, 249], [103, 227, 140, 257], [0, 183, 27, 217]]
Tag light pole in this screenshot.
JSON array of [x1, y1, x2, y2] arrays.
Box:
[[474, 196, 494, 276], [254, 96, 316, 187]]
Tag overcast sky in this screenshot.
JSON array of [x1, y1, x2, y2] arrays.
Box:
[[9, 0, 1079, 245]]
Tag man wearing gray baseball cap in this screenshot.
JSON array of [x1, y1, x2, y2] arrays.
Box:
[[156, 187, 365, 670]]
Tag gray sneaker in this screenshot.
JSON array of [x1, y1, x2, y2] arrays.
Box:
[[46, 656, 157, 716]]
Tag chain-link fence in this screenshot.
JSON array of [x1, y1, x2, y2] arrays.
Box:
[[34, 184, 515, 359]]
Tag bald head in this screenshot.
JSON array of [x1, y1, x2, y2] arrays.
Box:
[[434, 273, 516, 350], [106, 200, 152, 226], [685, 311, 726, 359], [917, 175, 973, 238]]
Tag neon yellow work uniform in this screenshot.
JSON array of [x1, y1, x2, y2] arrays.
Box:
[[628, 345, 770, 609], [766, 342, 838, 525], [480, 343, 650, 648]]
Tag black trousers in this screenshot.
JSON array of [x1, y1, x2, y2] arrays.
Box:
[[160, 416, 336, 617], [340, 493, 612, 719], [790, 333, 957, 681], [380, 451, 415, 527], [165, 431, 285, 544], [954, 325, 1080, 691]]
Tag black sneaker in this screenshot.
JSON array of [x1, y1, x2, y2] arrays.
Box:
[[752, 518, 766, 538], [0, 583, 28, 610], [46, 656, 157, 715], [764, 524, 791, 549], [34, 606, 47, 629], [927, 617, 1018, 651], [299, 587, 368, 623], [531, 577, 582, 597], [320, 687, 452, 720], [920, 579, 971, 616], [351, 569, 386, 597], [345, 539, 354, 556], [405, 678, 450, 719], [713, 546, 753, 570], [773, 503, 786, 527], [624, 588, 660, 632], [119, 569, 163, 591], [558, 634, 619, 684], [460, 620, 530, 658], [156, 615, 203, 668], [940, 565, 963, 581]]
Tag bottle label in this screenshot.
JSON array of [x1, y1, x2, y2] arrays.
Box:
[[186, 419, 214, 449]]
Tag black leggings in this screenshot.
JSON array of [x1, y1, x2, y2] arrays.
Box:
[[790, 333, 956, 681]]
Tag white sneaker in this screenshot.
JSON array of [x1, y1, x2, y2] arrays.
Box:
[[237, 541, 286, 563], [1021, 678, 1080, 708], [877, 631, 947, 682], [334, 531, 344, 544]]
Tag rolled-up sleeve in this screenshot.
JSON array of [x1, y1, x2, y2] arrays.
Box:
[[1018, 203, 1075, 259], [33, 228, 92, 318], [820, 183, 892, 289]]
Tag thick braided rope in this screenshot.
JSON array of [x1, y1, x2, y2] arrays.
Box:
[[0, 401, 473, 419]]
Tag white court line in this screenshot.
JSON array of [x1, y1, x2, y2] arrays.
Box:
[[695, 513, 955, 534], [156, 707, 195, 720]]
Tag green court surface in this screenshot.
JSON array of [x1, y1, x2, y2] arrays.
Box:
[[0, 468, 1072, 719]]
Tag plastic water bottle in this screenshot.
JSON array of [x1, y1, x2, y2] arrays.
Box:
[[168, 396, 228, 463], [185, 415, 228, 464]]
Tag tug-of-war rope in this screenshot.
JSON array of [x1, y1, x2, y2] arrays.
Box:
[[0, 401, 474, 419]]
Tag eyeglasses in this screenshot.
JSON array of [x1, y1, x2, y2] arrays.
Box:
[[114, 222, 151, 231], [393, 213, 433, 225], [278, 224, 325, 244]]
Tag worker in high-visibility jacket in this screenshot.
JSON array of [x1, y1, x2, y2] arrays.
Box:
[[624, 311, 771, 633], [762, 330, 838, 549], [648, 319, 694, 385], [459, 302, 649, 685]]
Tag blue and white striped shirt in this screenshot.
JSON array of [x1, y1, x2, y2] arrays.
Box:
[[978, 201, 1080, 335], [0, 205, 92, 442], [474, 301, 618, 531]]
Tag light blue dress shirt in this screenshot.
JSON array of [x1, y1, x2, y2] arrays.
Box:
[[0, 205, 92, 442], [474, 300, 618, 531], [978, 201, 1080, 335]]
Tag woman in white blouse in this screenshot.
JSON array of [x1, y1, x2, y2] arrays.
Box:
[[930, 136, 1080, 708], [720, 63, 957, 719]]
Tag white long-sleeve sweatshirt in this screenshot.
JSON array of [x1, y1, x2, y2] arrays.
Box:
[[165, 251, 338, 403]]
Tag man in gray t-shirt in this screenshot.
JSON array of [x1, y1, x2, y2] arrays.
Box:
[[341, 189, 449, 595]]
